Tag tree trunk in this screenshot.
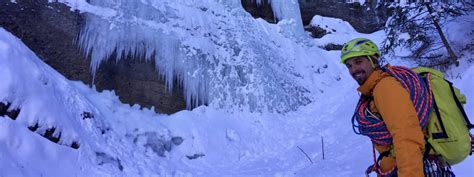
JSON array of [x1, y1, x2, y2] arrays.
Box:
[[425, 3, 459, 66]]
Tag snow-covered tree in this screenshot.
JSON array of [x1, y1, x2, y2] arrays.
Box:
[[382, 1, 472, 66]]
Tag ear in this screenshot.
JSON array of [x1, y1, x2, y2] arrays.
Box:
[[372, 55, 379, 60], [367, 55, 379, 68], [373, 55, 381, 67]]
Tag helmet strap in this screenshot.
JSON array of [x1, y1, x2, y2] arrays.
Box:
[[367, 56, 378, 68]]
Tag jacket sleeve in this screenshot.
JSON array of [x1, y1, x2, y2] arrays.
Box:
[[373, 77, 425, 177]]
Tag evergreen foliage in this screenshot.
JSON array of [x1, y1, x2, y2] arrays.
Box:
[[382, 1, 472, 67]]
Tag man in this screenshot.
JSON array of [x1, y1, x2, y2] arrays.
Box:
[[341, 38, 426, 177]]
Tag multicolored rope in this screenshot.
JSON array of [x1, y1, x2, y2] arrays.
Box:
[[365, 146, 397, 177], [352, 66, 433, 145]]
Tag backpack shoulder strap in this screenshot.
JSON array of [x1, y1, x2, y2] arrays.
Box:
[[446, 79, 474, 129]]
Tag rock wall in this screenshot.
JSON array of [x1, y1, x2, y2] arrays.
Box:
[[242, 0, 392, 33], [241, 0, 276, 23], [0, 0, 186, 114], [300, 0, 391, 33]]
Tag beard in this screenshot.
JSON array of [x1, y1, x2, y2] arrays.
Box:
[[352, 71, 367, 85]]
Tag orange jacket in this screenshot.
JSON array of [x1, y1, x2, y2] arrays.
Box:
[[357, 67, 425, 177]]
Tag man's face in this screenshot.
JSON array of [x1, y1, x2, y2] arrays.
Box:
[[344, 56, 375, 85]]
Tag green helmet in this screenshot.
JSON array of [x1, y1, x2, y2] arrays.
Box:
[[340, 38, 381, 64]]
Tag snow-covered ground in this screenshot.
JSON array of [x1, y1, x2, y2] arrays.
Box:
[[1, 1, 473, 177]]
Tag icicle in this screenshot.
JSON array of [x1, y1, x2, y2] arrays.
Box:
[[254, 0, 305, 40], [78, 0, 312, 112]]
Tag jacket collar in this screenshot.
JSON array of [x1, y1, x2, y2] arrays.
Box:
[[357, 65, 391, 96]]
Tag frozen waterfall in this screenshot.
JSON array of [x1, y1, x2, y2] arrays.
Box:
[[77, 0, 311, 112]]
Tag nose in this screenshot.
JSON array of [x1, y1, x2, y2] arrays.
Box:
[[349, 64, 360, 75]]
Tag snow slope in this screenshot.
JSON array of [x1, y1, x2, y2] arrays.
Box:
[[0, 26, 371, 176], [1, 1, 473, 177]]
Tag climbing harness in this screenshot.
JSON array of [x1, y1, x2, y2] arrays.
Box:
[[423, 155, 455, 177]]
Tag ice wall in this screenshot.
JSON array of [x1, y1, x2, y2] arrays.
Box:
[[77, 0, 311, 112]]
